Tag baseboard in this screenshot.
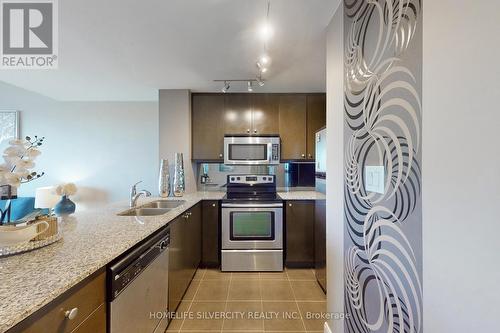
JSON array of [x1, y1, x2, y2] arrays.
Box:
[[324, 321, 333, 333], [284, 262, 315, 268]]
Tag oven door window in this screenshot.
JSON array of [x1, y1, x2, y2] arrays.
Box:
[[228, 144, 268, 161], [229, 211, 275, 241]]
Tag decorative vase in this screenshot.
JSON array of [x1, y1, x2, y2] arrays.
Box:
[[158, 159, 170, 198], [172, 153, 185, 197], [54, 195, 76, 217]]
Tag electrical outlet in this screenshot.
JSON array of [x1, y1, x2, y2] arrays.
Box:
[[365, 165, 385, 194]]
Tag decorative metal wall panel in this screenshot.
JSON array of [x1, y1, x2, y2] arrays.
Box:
[[343, 1, 423, 332]]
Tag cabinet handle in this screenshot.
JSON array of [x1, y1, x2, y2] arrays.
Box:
[[246, 129, 250, 133], [64, 307, 79, 320], [308, 154, 313, 158], [212, 203, 216, 207], [219, 153, 223, 158], [301, 154, 305, 158], [288, 203, 292, 207], [253, 129, 257, 134]]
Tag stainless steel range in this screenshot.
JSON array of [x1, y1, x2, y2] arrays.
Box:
[[221, 174, 283, 272]]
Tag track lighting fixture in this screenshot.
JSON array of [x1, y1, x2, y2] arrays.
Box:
[[214, 2, 273, 92], [214, 79, 260, 92]]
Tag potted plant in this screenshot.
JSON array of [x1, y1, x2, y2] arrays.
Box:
[[0, 136, 45, 224]]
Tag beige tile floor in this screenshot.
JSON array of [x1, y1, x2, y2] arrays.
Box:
[[166, 268, 326, 333]]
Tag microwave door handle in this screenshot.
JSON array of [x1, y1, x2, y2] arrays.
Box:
[[268, 143, 272, 163]]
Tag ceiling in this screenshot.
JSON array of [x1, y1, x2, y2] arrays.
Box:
[[0, 0, 338, 101]]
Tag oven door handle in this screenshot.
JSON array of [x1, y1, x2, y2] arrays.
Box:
[[221, 203, 283, 208]]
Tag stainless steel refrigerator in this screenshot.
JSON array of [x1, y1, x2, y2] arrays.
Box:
[[314, 127, 327, 292]]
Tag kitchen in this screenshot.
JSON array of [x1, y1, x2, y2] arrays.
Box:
[[0, 90, 329, 332], [1, 1, 499, 333], [0, 1, 331, 332]]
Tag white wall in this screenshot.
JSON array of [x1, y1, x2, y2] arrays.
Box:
[[423, 1, 500, 331], [158, 89, 197, 194], [325, 3, 344, 332], [0, 81, 158, 207]]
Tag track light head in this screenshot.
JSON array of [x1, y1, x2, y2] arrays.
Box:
[[221, 81, 230, 93], [260, 54, 271, 66], [256, 61, 269, 74], [256, 76, 265, 87]]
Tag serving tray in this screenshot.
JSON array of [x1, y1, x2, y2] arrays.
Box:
[[0, 232, 62, 257]]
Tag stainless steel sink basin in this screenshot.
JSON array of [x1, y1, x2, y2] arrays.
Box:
[[142, 200, 186, 209], [118, 208, 171, 216]]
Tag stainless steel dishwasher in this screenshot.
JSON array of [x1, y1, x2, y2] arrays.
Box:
[[108, 228, 170, 333]]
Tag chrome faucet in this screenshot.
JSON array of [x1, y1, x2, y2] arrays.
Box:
[[130, 181, 151, 207]]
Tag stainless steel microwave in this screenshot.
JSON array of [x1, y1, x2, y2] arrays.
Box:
[[224, 135, 280, 165]]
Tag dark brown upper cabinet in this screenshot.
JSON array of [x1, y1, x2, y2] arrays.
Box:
[[224, 93, 279, 135], [191, 93, 326, 162], [223, 94, 252, 135], [279, 94, 307, 160], [251, 94, 280, 135], [306, 94, 326, 159], [192, 94, 225, 160]]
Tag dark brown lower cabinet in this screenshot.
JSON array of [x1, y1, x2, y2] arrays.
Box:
[[201, 200, 220, 267], [285, 200, 315, 267], [168, 203, 201, 312], [8, 270, 106, 333], [71, 304, 106, 333]]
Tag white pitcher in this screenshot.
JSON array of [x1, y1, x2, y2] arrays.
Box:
[[0, 221, 50, 247]]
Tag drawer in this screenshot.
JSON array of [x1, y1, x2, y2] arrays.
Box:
[[9, 270, 106, 333]]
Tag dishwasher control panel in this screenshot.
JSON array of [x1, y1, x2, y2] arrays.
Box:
[[108, 229, 170, 300]]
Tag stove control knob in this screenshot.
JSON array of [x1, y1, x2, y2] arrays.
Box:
[[230, 177, 235, 182], [236, 177, 241, 181]]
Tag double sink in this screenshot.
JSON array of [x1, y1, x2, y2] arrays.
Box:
[[118, 200, 186, 216]]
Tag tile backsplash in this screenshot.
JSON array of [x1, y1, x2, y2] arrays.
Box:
[[196, 163, 316, 191]]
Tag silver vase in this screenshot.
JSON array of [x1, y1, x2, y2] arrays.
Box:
[[173, 153, 185, 197], [158, 159, 170, 197]]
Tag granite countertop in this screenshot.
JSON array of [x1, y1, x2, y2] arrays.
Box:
[[278, 190, 326, 200], [0, 190, 323, 332]]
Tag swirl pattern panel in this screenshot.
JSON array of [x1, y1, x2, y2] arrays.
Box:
[[343, 1, 423, 332]]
